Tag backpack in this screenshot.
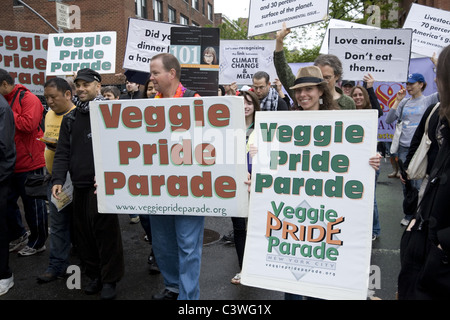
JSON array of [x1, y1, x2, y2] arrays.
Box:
[[9, 88, 47, 132]]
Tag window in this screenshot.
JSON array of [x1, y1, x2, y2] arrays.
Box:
[[168, 7, 176, 24], [153, 0, 163, 21], [192, 0, 199, 10], [208, 3, 213, 21], [192, 21, 199, 27], [135, 0, 147, 19], [180, 14, 189, 25]]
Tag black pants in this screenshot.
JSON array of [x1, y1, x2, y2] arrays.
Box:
[[72, 186, 124, 284], [0, 177, 12, 280]]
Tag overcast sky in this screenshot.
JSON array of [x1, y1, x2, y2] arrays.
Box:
[[214, 0, 250, 21]]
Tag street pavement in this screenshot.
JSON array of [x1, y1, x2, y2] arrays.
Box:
[[1, 157, 406, 302]]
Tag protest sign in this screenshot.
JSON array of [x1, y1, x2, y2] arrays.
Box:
[[170, 26, 220, 96], [241, 110, 378, 300], [319, 19, 378, 54], [247, 0, 329, 37], [329, 28, 412, 82], [123, 18, 174, 72], [46, 31, 116, 76], [219, 40, 277, 85], [403, 3, 450, 57], [90, 96, 249, 217], [0, 30, 49, 95]]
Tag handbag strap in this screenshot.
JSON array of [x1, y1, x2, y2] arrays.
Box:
[[424, 103, 440, 135]]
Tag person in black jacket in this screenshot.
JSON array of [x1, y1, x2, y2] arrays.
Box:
[[251, 71, 288, 111], [51, 68, 124, 300], [398, 44, 450, 299], [0, 94, 16, 296]]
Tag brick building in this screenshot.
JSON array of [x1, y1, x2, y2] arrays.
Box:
[[0, 0, 215, 85]]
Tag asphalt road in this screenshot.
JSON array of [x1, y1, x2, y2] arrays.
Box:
[[1, 157, 405, 302]]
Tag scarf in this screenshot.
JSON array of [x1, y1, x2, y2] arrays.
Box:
[[73, 94, 105, 113], [154, 83, 186, 98], [259, 87, 279, 111]]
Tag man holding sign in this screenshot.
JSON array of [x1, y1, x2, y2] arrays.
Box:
[[148, 53, 203, 300]]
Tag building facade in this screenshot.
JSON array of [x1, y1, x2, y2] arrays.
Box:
[[1, 0, 215, 85]]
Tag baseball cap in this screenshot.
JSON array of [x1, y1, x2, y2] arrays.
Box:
[[406, 73, 425, 84], [341, 80, 355, 87], [74, 68, 102, 83]]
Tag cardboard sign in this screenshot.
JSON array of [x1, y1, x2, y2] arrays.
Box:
[[0, 30, 49, 95], [247, 0, 329, 37], [123, 18, 175, 72], [328, 28, 412, 82], [241, 110, 378, 300], [219, 40, 277, 85], [90, 96, 249, 217], [46, 31, 116, 76], [403, 3, 450, 57]]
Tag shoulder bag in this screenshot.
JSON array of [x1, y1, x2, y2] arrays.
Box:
[[390, 103, 405, 154], [407, 103, 440, 180]]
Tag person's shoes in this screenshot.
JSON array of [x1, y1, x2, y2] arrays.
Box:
[[231, 272, 241, 285], [222, 230, 234, 244], [387, 171, 398, 178], [148, 252, 160, 274], [130, 216, 140, 224], [372, 234, 378, 241], [37, 271, 63, 284], [9, 231, 30, 252], [400, 218, 410, 227], [0, 275, 14, 296], [18, 245, 46, 257], [101, 283, 117, 300], [152, 288, 178, 300], [84, 277, 102, 295]]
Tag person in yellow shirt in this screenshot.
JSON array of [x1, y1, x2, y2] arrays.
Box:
[[37, 77, 75, 284]]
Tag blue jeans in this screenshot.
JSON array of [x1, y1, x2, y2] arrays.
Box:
[[46, 183, 73, 275], [7, 168, 48, 248], [150, 214, 204, 300], [398, 145, 422, 221]]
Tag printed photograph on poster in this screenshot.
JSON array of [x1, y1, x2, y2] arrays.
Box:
[[170, 26, 220, 96], [90, 96, 249, 217], [328, 28, 412, 82], [241, 110, 378, 300], [247, 0, 329, 37], [403, 3, 450, 57]]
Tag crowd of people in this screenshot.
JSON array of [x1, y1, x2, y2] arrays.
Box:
[[0, 22, 449, 300]]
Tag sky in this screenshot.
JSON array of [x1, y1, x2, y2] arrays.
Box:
[[215, 0, 250, 21]]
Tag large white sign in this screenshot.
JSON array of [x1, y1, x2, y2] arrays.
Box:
[[123, 18, 175, 72], [0, 30, 49, 95], [46, 31, 116, 76], [403, 3, 450, 57], [319, 19, 379, 54], [219, 40, 277, 85], [328, 28, 412, 82], [247, 0, 329, 37], [241, 110, 378, 300], [90, 96, 249, 217]]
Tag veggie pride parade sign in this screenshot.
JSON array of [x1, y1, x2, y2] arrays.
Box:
[[89, 96, 249, 217], [241, 110, 378, 300]]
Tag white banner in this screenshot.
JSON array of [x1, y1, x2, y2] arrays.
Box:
[[403, 3, 450, 57], [123, 18, 175, 72], [328, 28, 412, 82], [247, 0, 329, 37], [90, 96, 249, 217], [0, 30, 48, 95], [46, 31, 116, 76], [241, 110, 378, 300], [219, 40, 277, 85], [319, 19, 378, 54]]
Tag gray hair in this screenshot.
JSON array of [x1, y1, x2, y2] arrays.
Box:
[[314, 54, 343, 80]]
